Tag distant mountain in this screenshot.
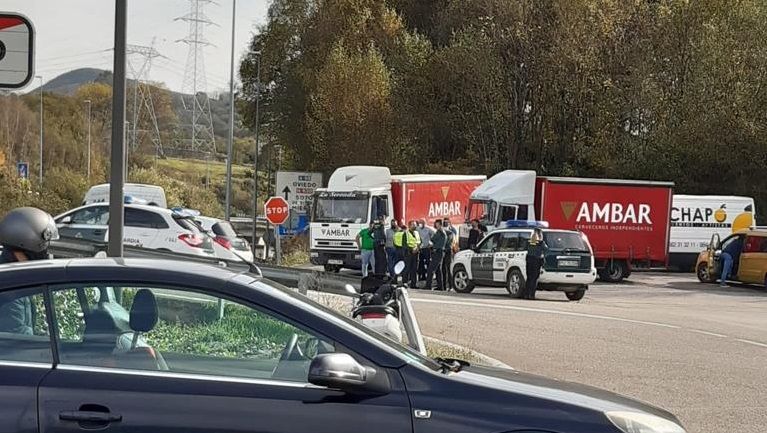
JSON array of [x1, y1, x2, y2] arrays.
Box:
[[31, 68, 249, 139], [30, 68, 110, 95]]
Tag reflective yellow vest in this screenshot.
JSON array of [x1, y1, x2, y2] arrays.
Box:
[[404, 230, 421, 250], [393, 231, 404, 248]]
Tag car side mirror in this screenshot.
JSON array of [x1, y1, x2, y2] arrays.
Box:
[[308, 353, 389, 394], [59, 216, 72, 224]]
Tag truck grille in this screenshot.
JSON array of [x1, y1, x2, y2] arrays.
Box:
[[315, 240, 357, 248]]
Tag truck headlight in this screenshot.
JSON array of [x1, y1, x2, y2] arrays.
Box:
[[310, 252, 318, 258], [606, 412, 686, 433]]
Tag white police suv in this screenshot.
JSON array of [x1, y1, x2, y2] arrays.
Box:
[[55, 201, 216, 257], [451, 222, 597, 301]]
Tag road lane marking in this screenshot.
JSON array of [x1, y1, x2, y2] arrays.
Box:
[[411, 298, 681, 329], [736, 339, 767, 349], [689, 329, 728, 338]]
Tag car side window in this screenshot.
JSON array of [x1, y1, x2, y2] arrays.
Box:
[[69, 206, 109, 225], [0, 287, 52, 364], [517, 232, 532, 251], [51, 285, 337, 383], [498, 232, 519, 252], [478, 234, 499, 253], [125, 209, 169, 229]]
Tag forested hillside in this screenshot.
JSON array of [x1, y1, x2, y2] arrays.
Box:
[[239, 0, 767, 221]]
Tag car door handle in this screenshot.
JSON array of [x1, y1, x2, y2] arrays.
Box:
[[59, 410, 122, 423], [92, 229, 105, 236]]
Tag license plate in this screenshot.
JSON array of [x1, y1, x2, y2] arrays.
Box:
[[558, 259, 579, 267], [328, 259, 343, 265]]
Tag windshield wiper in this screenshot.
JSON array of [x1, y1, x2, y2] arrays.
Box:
[[434, 357, 468, 373]]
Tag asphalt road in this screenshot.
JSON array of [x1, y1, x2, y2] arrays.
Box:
[[408, 273, 766, 433]]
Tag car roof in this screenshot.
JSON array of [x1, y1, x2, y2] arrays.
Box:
[[736, 228, 767, 237], [69, 203, 173, 214], [493, 228, 580, 234], [0, 258, 255, 291]]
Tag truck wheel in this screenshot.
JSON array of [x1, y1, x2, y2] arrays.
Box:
[[506, 269, 525, 298], [452, 265, 475, 294], [566, 287, 586, 301], [600, 261, 625, 283], [697, 263, 715, 283]]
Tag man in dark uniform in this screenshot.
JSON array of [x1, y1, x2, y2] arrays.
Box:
[[425, 220, 447, 291], [371, 216, 388, 276], [442, 218, 457, 291], [0, 207, 59, 334], [523, 229, 547, 300]]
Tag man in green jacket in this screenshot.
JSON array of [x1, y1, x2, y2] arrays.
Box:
[[356, 222, 376, 278]]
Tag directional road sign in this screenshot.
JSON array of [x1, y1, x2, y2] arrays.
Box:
[[0, 13, 34, 89], [275, 171, 323, 212], [264, 196, 290, 225]]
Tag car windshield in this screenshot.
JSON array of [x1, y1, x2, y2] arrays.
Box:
[[313, 196, 369, 223], [251, 279, 442, 372], [543, 232, 590, 252]]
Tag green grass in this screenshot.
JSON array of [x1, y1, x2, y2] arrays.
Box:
[[156, 158, 253, 181]]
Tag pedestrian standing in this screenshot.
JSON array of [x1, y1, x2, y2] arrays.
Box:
[[372, 216, 388, 276], [417, 218, 434, 282], [384, 219, 400, 276], [522, 229, 547, 300], [355, 222, 376, 278], [719, 236, 744, 287], [0, 207, 59, 334], [402, 220, 421, 288], [467, 219, 484, 250], [442, 218, 457, 291], [425, 220, 447, 290]]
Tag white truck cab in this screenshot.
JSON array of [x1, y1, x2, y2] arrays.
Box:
[[460, 170, 537, 248], [310, 166, 394, 272]]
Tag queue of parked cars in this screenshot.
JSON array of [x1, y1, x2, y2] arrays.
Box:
[[54, 184, 255, 264]]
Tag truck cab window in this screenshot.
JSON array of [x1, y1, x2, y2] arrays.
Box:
[[499, 205, 518, 223], [371, 195, 389, 221]]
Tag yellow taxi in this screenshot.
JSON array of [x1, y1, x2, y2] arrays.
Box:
[[696, 228, 767, 286]]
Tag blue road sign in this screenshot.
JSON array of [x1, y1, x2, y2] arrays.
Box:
[[17, 162, 28, 179]]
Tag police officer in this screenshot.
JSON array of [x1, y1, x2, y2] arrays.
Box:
[[442, 218, 457, 291], [402, 221, 421, 288], [0, 207, 59, 334], [523, 229, 547, 300], [371, 216, 388, 276]]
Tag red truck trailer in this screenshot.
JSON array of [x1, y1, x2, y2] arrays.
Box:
[[390, 175, 486, 225], [535, 177, 674, 282]]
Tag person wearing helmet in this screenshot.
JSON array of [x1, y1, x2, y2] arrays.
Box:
[[0, 207, 59, 334]]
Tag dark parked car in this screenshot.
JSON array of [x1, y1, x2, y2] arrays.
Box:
[[0, 258, 685, 433]]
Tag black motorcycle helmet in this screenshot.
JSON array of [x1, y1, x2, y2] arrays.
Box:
[[0, 207, 59, 259]]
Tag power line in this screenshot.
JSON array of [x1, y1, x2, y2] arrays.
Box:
[[172, 0, 217, 156]]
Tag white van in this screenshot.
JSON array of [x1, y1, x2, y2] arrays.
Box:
[[670, 195, 756, 270], [83, 183, 167, 208]]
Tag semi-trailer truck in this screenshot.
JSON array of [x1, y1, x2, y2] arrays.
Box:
[[310, 166, 485, 272]]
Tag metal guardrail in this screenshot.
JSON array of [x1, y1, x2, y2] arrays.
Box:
[[47, 237, 427, 355]]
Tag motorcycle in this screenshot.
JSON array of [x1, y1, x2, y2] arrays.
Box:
[[346, 261, 407, 343]]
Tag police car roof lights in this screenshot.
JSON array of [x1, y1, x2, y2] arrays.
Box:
[[124, 195, 148, 205], [171, 207, 201, 218], [505, 220, 550, 229]]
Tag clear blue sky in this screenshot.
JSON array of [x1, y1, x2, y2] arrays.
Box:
[[4, 0, 269, 93]]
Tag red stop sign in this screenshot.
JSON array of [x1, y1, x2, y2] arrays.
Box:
[[264, 196, 290, 225]]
